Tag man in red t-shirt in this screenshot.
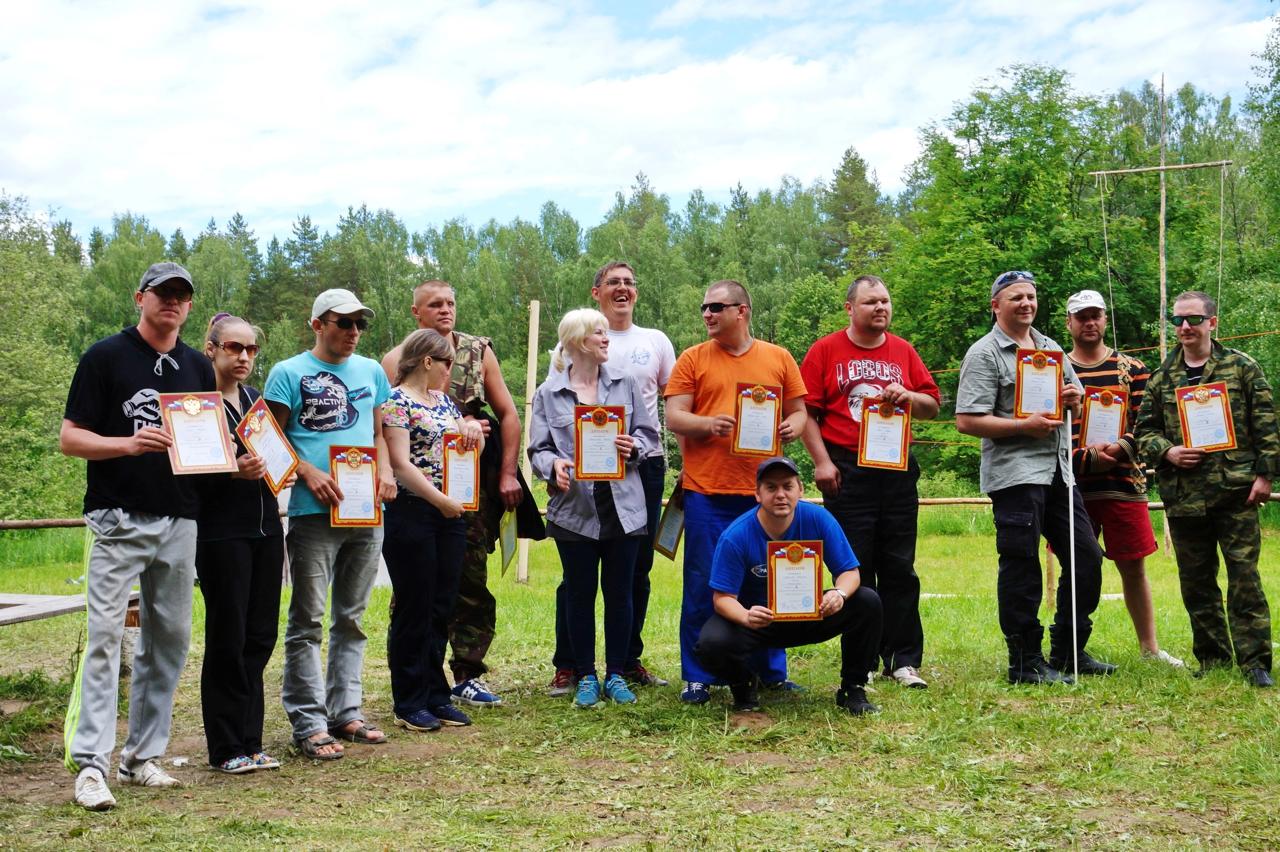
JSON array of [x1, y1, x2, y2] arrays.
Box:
[[800, 274, 940, 688]]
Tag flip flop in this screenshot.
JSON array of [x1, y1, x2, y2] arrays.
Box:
[[329, 721, 387, 744], [295, 734, 344, 760]]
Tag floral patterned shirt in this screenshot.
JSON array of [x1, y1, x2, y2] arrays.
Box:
[[382, 387, 463, 493]]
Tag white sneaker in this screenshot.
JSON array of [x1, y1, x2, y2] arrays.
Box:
[[890, 665, 929, 689], [74, 768, 116, 811], [117, 758, 181, 788], [1145, 649, 1187, 668]]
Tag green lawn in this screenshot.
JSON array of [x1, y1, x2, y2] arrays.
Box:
[[1, 514, 1279, 850]]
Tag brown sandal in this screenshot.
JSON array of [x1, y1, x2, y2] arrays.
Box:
[[295, 734, 344, 760], [329, 720, 387, 744]]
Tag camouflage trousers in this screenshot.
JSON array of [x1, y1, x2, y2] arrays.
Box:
[[1167, 499, 1272, 671], [448, 486, 502, 682]]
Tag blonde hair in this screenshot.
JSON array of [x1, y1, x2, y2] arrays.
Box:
[[205, 313, 262, 347], [395, 328, 455, 385], [552, 308, 608, 372]]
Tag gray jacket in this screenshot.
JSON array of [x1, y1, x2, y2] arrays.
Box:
[[528, 362, 659, 538]]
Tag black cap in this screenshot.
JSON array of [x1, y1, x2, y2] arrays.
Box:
[[138, 262, 194, 294], [756, 456, 800, 482]]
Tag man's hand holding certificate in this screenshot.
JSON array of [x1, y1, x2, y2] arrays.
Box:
[[858, 398, 911, 470], [1177, 381, 1237, 453], [329, 446, 381, 527], [1014, 349, 1063, 420], [767, 540, 823, 621], [159, 391, 238, 475], [1080, 389, 1127, 448], [732, 383, 782, 456]]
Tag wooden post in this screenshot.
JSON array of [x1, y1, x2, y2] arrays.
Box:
[[516, 299, 540, 584]]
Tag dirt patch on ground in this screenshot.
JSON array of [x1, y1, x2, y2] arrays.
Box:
[[726, 710, 773, 733], [0, 699, 33, 716]]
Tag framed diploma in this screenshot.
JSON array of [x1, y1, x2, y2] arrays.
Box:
[[1176, 382, 1237, 452], [442, 433, 480, 510], [574, 405, 625, 481], [767, 540, 823, 621], [499, 509, 517, 577], [329, 446, 382, 527], [159, 392, 238, 475], [653, 484, 685, 561], [1079, 389, 1127, 448], [1014, 349, 1063, 420], [857, 398, 911, 471], [732, 383, 782, 457], [234, 397, 300, 495]]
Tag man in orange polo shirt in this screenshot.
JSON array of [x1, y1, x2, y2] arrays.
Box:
[[666, 279, 808, 704]]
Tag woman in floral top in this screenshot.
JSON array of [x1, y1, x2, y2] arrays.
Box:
[[382, 329, 484, 732]]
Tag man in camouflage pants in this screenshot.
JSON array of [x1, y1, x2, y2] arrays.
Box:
[[1135, 290, 1277, 687]]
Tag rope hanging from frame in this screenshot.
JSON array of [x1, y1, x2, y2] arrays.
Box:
[[1095, 173, 1120, 353]]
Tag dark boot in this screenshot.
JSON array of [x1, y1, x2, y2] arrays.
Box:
[[1007, 629, 1074, 685], [730, 677, 761, 712], [835, 684, 880, 716], [1048, 649, 1117, 676]]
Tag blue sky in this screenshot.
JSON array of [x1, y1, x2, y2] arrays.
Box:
[[1, 1, 1275, 248]]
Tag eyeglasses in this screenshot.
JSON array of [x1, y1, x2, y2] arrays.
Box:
[[994, 270, 1036, 287], [319, 316, 369, 332], [1170, 314, 1209, 327], [217, 341, 260, 357], [602, 277, 637, 288], [701, 302, 743, 314], [147, 286, 192, 303]]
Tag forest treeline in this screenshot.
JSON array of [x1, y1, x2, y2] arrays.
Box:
[[6, 52, 1280, 519]]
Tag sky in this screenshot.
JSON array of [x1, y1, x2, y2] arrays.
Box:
[[1, 1, 1276, 248]]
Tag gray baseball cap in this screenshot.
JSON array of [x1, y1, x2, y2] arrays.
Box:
[[756, 456, 801, 482], [1066, 289, 1107, 314], [311, 288, 375, 321], [138, 262, 194, 294]]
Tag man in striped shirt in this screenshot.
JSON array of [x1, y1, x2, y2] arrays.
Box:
[[1065, 289, 1183, 667]]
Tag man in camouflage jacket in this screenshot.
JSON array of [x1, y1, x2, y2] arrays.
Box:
[[1134, 290, 1277, 687]]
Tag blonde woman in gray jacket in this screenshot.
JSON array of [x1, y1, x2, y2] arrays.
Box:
[[528, 308, 660, 709]]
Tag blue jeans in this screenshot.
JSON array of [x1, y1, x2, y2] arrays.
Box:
[[281, 514, 383, 740], [382, 497, 467, 715], [555, 536, 639, 677], [680, 492, 787, 684]]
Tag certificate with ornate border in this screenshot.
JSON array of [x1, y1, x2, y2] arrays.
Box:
[[442, 433, 480, 510], [1176, 382, 1237, 452], [732, 382, 782, 457], [857, 398, 911, 471], [329, 446, 382, 527], [234, 397, 300, 495], [767, 540, 823, 621], [653, 484, 685, 561], [574, 405, 625, 481], [1014, 349, 1063, 419], [159, 392, 238, 475], [1080, 388, 1127, 448]]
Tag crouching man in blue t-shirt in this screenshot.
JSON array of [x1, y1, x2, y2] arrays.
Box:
[[694, 457, 884, 715]]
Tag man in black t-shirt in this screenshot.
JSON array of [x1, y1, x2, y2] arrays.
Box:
[[60, 262, 215, 810]]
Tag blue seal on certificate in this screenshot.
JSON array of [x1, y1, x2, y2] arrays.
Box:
[[801, 596, 812, 609], [1215, 428, 1225, 439], [464, 486, 473, 498], [1043, 398, 1054, 409], [362, 501, 373, 514]]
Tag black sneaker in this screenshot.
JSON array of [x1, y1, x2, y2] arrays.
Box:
[[623, 664, 669, 687], [1245, 667, 1275, 688], [835, 685, 880, 716], [730, 679, 761, 712], [1049, 651, 1116, 676]]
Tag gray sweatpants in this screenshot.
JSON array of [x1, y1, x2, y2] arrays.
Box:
[[63, 509, 195, 776]]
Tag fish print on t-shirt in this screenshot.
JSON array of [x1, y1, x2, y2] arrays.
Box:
[[122, 388, 161, 433], [298, 371, 371, 432]]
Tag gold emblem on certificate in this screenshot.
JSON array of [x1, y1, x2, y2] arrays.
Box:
[[1014, 348, 1063, 419], [767, 539, 823, 621], [442, 432, 480, 510], [653, 484, 686, 561], [158, 391, 238, 475], [234, 397, 300, 495], [1176, 381, 1237, 452], [857, 397, 911, 471], [329, 446, 381, 527], [732, 382, 782, 457], [1079, 388, 1127, 448], [573, 405, 625, 481]]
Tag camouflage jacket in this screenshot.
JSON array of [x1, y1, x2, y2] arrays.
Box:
[[1134, 341, 1280, 516]]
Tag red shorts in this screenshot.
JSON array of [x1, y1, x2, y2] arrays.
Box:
[[1084, 499, 1158, 562]]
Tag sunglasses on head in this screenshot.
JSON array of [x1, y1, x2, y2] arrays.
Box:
[[701, 301, 743, 314], [994, 270, 1036, 287], [216, 341, 260, 357], [319, 316, 369, 331], [1170, 314, 1209, 327]]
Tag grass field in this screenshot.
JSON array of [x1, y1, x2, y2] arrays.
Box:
[[1, 512, 1279, 850]]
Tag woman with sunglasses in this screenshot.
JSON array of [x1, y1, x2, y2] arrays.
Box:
[[196, 314, 290, 774], [528, 308, 659, 708], [381, 329, 484, 732]]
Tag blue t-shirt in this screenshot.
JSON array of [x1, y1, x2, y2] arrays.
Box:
[[708, 501, 860, 609], [264, 351, 392, 517]]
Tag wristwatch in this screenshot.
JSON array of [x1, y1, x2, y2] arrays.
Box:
[[827, 588, 848, 600]]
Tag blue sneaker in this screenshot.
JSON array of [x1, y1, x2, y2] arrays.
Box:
[[430, 704, 472, 727], [452, 678, 503, 707], [603, 673, 637, 704], [680, 681, 711, 704], [574, 674, 602, 709], [394, 709, 442, 732]]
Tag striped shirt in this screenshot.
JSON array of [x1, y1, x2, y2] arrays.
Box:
[[1068, 348, 1149, 501]]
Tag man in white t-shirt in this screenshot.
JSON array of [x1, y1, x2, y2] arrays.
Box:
[[546, 262, 677, 695]]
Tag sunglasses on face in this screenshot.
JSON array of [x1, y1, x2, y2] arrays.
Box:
[[147, 287, 192, 303], [217, 341, 260, 357], [429, 356, 455, 368], [701, 301, 743, 314], [1170, 314, 1209, 327], [994, 270, 1036, 287], [319, 316, 369, 332]]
